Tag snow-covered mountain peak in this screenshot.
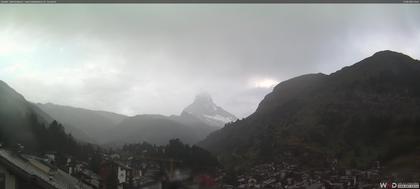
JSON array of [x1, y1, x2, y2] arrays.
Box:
[[182, 93, 237, 127]]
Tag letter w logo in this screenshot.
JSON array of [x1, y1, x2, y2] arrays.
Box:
[[380, 182, 392, 189]]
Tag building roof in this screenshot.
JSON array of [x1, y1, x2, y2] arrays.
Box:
[[113, 160, 132, 170], [0, 149, 93, 189]]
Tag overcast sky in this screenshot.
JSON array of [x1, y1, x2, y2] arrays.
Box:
[[0, 5, 419, 118]]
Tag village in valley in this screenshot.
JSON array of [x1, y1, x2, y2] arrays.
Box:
[[0, 139, 220, 189], [218, 161, 386, 189], [0, 142, 407, 189]]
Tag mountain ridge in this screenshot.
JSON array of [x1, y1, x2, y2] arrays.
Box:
[[0, 79, 82, 155], [37, 93, 236, 146], [199, 50, 420, 174], [36, 102, 127, 144], [106, 94, 236, 146]]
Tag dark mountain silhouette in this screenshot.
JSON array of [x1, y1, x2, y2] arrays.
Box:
[[0, 80, 81, 155], [199, 50, 420, 174], [0, 80, 44, 145], [36, 103, 127, 144]]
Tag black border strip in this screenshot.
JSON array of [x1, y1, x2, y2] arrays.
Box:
[[1, 0, 419, 3]]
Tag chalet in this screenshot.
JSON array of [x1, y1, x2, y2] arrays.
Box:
[[99, 160, 132, 189]]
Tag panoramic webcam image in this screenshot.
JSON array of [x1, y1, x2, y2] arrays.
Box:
[[0, 4, 420, 189]]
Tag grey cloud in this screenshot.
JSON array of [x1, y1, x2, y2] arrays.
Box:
[[0, 5, 419, 117]]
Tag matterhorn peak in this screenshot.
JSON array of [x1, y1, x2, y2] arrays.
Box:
[[182, 93, 237, 127]]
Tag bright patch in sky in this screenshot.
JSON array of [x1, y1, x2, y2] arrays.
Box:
[[251, 78, 279, 88]]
